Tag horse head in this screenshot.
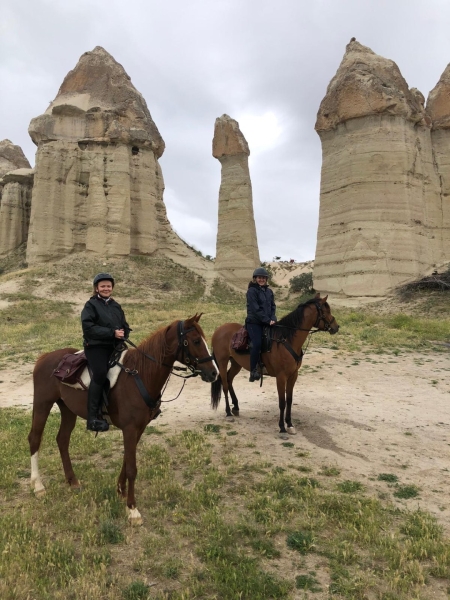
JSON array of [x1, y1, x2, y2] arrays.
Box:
[[178, 314, 218, 382], [314, 293, 339, 334]]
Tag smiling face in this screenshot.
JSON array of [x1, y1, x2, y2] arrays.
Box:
[[95, 280, 113, 299], [255, 276, 268, 286]]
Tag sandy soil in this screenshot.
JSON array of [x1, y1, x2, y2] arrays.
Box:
[[2, 346, 450, 533]]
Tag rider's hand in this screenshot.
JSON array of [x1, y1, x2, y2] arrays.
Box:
[[270, 320, 275, 326], [114, 329, 125, 339]]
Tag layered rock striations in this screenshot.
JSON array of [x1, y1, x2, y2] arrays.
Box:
[[213, 114, 260, 288], [26, 46, 185, 264], [0, 140, 33, 255], [426, 66, 450, 257], [314, 39, 445, 297]]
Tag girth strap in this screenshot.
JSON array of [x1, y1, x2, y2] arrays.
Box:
[[116, 361, 160, 410], [279, 340, 304, 364]]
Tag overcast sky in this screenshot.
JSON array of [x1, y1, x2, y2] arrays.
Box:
[[2, 0, 450, 262]]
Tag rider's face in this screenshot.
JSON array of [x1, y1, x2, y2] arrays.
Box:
[[256, 276, 268, 286], [96, 281, 113, 298]]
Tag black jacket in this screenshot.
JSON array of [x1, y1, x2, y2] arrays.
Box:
[[81, 296, 131, 348], [246, 282, 276, 325]]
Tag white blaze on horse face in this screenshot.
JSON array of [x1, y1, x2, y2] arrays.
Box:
[[202, 337, 218, 375], [30, 452, 45, 496]]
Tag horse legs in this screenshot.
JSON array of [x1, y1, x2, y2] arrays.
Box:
[[227, 358, 242, 416], [285, 371, 298, 435], [28, 400, 54, 497], [276, 375, 288, 434], [56, 400, 81, 488], [119, 425, 146, 526]]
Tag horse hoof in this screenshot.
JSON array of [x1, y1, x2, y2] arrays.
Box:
[[34, 486, 46, 498], [127, 507, 143, 527], [286, 426, 296, 435], [279, 434, 289, 440], [231, 409, 240, 417], [226, 415, 235, 422]]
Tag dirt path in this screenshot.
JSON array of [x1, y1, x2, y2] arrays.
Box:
[[2, 348, 450, 530]]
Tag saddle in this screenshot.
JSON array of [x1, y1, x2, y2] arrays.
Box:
[[53, 351, 88, 389], [231, 326, 272, 354]]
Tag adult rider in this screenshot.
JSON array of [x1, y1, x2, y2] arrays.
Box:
[[81, 273, 131, 432], [246, 267, 277, 382]]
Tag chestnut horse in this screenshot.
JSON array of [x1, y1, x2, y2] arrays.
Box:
[[210, 295, 339, 434], [28, 315, 217, 525]]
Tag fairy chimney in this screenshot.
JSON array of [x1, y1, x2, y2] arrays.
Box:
[[314, 39, 443, 297], [426, 65, 450, 258], [0, 140, 33, 255], [213, 114, 260, 289], [26, 46, 187, 264]]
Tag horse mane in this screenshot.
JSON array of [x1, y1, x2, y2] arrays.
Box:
[[121, 319, 206, 375], [122, 323, 176, 375], [274, 298, 319, 343]]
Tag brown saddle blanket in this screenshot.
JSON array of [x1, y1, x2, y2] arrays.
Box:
[[53, 352, 88, 387]]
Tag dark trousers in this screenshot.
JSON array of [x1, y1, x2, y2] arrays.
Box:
[[246, 323, 264, 372], [85, 346, 114, 386]]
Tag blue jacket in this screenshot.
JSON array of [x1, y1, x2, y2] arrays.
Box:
[[246, 282, 276, 325]]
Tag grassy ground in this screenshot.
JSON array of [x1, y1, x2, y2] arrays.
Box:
[[1, 256, 450, 598], [1, 408, 450, 600]]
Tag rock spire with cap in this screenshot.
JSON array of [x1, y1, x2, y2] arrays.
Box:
[[213, 114, 260, 289], [26, 46, 188, 264], [313, 39, 443, 298]]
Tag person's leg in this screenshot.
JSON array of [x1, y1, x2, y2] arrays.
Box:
[[85, 346, 112, 431], [246, 323, 262, 381]]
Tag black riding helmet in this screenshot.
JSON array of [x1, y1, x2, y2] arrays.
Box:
[[253, 267, 269, 278], [93, 273, 115, 287]]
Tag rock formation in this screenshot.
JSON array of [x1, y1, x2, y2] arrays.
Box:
[[0, 140, 33, 255], [426, 66, 450, 259], [314, 39, 445, 297], [213, 114, 260, 288], [26, 46, 187, 265]]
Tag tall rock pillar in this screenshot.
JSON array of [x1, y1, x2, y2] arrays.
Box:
[[426, 66, 450, 265], [26, 46, 177, 264], [314, 39, 442, 297], [0, 140, 33, 255], [213, 114, 260, 289]]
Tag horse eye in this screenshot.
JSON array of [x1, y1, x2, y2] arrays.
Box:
[[193, 339, 201, 346]]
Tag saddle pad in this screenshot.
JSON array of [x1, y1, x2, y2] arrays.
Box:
[[63, 350, 128, 391]]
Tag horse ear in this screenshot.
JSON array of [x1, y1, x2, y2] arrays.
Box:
[[315, 292, 321, 299], [321, 295, 328, 303], [195, 313, 203, 322]]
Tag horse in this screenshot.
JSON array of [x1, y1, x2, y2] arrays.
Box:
[[28, 314, 218, 525], [210, 294, 339, 434]]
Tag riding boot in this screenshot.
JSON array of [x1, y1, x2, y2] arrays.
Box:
[[249, 368, 261, 382], [87, 381, 109, 432]]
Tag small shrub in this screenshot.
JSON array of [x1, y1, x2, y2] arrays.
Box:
[[377, 473, 399, 483], [290, 272, 314, 294], [394, 484, 420, 499], [296, 573, 322, 592], [122, 580, 150, 600], [337, 480, 364, 494]]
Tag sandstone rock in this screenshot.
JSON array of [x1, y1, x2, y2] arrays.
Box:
[[213, 114, 260, 289], [0, 168, 34, 255], [26, 47, 187, 265], [426, 66, 450, 257], [0, 140, 31, 179], [314, 40, 443, 297]]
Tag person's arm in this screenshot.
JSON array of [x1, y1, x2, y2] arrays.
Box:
[[270, 291, 277, 323], [81, 303, 115, 341], [247, 288, 267, 323]]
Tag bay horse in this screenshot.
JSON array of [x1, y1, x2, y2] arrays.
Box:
[[210, 294, 339, 434], [28, 315, 217, 525]]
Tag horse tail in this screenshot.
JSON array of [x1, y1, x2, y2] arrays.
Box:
[[211, 373, 222, 409]]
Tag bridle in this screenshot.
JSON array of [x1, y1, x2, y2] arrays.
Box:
[[312, 301, 337, 332], [175, 320, 215, 374]]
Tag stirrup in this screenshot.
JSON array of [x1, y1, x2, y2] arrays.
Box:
[[87, 418, 109, 432]]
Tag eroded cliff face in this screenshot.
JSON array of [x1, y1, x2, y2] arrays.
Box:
[[26, 46, 187, 264], [0, 168, 34, 256], [314, 39, 444, 297], [213, 114, 260, 289], [426, 65, 450, 259]]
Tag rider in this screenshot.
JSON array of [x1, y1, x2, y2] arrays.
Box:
[[81, 273, 131, 432], [246, 267, 277, 382]]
